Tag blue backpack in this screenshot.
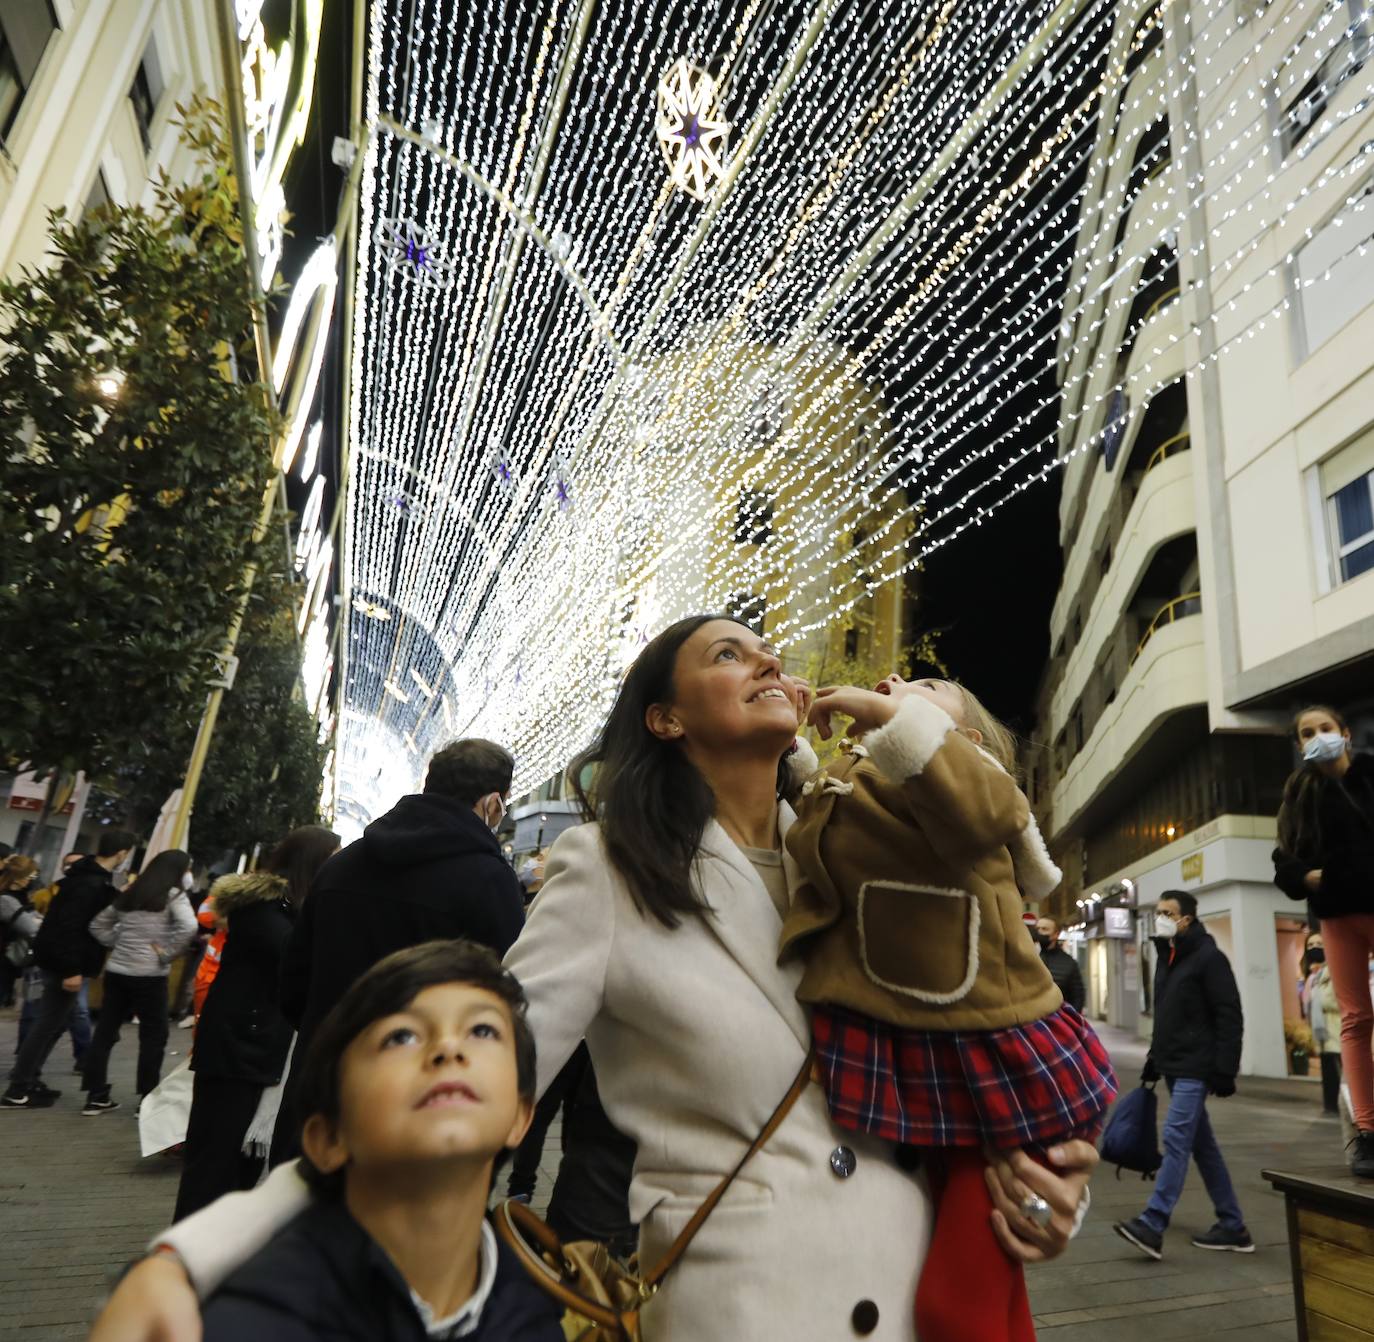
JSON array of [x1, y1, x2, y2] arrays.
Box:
[[1099, 1082, 1162, 1179]]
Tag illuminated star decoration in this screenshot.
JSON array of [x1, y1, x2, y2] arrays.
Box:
[[656, 58, 729, 202], [489, 451, 516, 494], [375, 216, 457, 290]]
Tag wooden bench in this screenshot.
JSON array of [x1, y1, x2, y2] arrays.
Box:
[[1263, 1167, 1374, 1341]]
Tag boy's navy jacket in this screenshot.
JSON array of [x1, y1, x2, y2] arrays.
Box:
[[201, 1201, 563, 1342]]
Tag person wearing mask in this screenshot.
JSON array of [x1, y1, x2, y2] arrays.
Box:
[[1299, 931, 1342, 1117], [1036, 916, 1086, 1012], [175, 825, 340, 1220], [3, 829, 136, 1108], [1114, 890, 1249, 1259], [1273, 704, 1374, 1176], [0, 855, 41, 1007], [79, 850, 198, 1115], [268, 739, 525, 1163]]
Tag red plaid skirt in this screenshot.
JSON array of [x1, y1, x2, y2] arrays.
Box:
[[811, 1003, 1118, 1148]]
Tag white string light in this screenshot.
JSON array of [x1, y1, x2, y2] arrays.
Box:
[[330, 0, 1374, 814]]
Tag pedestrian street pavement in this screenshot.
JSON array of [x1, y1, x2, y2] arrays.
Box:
[[0, 1007, 1333, 1339]]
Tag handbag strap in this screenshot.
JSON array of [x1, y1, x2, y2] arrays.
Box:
[[640, 1049, 814, 1288]]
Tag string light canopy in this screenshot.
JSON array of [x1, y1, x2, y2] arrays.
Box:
[[332, 0, 1374, 823]]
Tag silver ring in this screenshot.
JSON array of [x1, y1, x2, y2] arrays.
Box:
[[1020, 1192, 1053, 1229]]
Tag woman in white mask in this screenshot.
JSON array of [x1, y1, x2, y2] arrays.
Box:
[[1274, 704, 1374, 1177]]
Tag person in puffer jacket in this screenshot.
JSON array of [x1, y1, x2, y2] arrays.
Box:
[[81, 849, 198, 1115]]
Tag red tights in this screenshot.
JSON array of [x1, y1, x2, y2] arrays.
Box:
[[915, 1149, 1036, 1342]]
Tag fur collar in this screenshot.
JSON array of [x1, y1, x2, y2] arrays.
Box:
[[209, 871, 289, 916]]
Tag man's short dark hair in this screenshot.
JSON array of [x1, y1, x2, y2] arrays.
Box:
[[96, 828, 137, 859], [1161, 889, 1198, 919], [296, 940, 537, 1196], [424, 739, 514, 805]]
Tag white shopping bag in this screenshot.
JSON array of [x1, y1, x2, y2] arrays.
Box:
[[139, 1056, 194, 1157]]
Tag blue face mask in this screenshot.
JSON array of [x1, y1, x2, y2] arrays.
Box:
[[1302, 732, 1347, 764]]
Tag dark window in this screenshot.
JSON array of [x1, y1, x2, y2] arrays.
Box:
[[734, 489, 774, 546], [0, 1, 59, 142], [84, 169, 110, 215], [1072, 608, 1083, 644], [1280, 11, 1372, 158], [1123, 7, 1165, 82], [844, 627, 860, 659], [1331, 471, 1374, 582], [726, 593, 766, 633], [130, 39, 165, 154]]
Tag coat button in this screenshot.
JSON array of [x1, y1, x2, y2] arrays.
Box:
[[852, 1299, 879, 1334], [830, 1145, 857, 1178]]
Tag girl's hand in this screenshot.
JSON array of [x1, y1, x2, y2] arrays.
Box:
[[789, 676, 814, 728], [1304, 869, 1322, 894], [983, 1140, 1099, 1263], [808, 685, 899, 740], [89, 1254, 201, 1342]]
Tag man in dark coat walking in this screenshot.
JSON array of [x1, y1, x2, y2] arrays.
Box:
[[1036, 916, 1086, 1011], [3, 829, 136, 1108], [271, 739, 524, 1161], [1113, 890, 1251, 1259]]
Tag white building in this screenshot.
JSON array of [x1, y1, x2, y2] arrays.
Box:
[[1030, 0, 1374, 1078], [0, 0, 226, 870]]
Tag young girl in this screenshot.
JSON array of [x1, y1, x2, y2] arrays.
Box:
[[782, 674, 1117, 1342], [1273, 703, 1374, 1176]]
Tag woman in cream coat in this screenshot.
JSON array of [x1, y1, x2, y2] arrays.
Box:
[[91, 616, 1096, 1342]]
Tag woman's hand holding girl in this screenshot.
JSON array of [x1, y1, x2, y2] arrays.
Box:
[[983, 1141, 1099, 1263]]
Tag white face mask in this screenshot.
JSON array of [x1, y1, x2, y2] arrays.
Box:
[[1155, 914, 1179, 939], [1303, 731, 1347, 764], [484, 794, 507, 833], [180, 871, 194, 891]]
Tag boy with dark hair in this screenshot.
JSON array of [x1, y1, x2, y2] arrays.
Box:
[[197, 941, 560, 1341]]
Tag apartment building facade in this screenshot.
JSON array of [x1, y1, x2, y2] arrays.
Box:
[[1028, 0, 1374, 1077]]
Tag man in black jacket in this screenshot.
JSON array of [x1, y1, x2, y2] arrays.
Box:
[[1114, 890, 1252, 1259], [3, 828, 136, 1108], [270, 740, 524, 1161], [1036, 917, 1086, 1011]]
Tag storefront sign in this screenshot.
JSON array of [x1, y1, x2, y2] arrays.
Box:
[[1104, 906, 1133, 939], [1181, 852, 1204, 883]]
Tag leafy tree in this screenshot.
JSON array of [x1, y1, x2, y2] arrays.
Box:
[[90, 560, 327, 863], [0, 100, 276, 788]]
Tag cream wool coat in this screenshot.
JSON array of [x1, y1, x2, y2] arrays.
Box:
[[152, 808, 932, 1339], [508, 814, 932, 1342]]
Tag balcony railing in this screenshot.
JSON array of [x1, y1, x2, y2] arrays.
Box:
[[1131, 591, 1201, 665], [1144, 429, 1190, 473], [1139, 285, 1180, 326]]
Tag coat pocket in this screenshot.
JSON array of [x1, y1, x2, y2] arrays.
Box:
[[856, 881, 980, 1004]]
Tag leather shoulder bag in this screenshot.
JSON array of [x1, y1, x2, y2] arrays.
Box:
[[494, 1052, 814, 1341]]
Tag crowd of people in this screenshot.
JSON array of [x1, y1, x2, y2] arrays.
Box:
[[0, 621, 1369, 1341]]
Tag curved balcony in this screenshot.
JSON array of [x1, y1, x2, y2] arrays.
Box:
[[1051, 612, 1208, 838], [1131, 591, 1201, 665], [1050, 446, 1196, 713], [1144, 429, 1190, 473]]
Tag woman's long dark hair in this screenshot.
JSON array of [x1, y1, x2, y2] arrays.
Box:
[[571, 614, 791, 929], [1276, 703, 1348, 861], [117, 850, 191, 913], [261, 824, 340, 908]]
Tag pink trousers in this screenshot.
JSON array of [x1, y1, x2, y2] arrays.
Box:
[[1320, 913, 1374, 1132]]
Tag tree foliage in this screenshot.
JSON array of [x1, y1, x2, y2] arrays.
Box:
[[0, 100, 276, 780]]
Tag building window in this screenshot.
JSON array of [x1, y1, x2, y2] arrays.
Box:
[[84, 169, 111, 215], [1123, 6, 1165, 82], [1276, 0, 1372, 158], [0, 1, 59, 142], [130, 38, 165, 154], [1295, 172, 1374, 354], [734, 489, 774, 546], [1329, 469, 1374, 581]]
